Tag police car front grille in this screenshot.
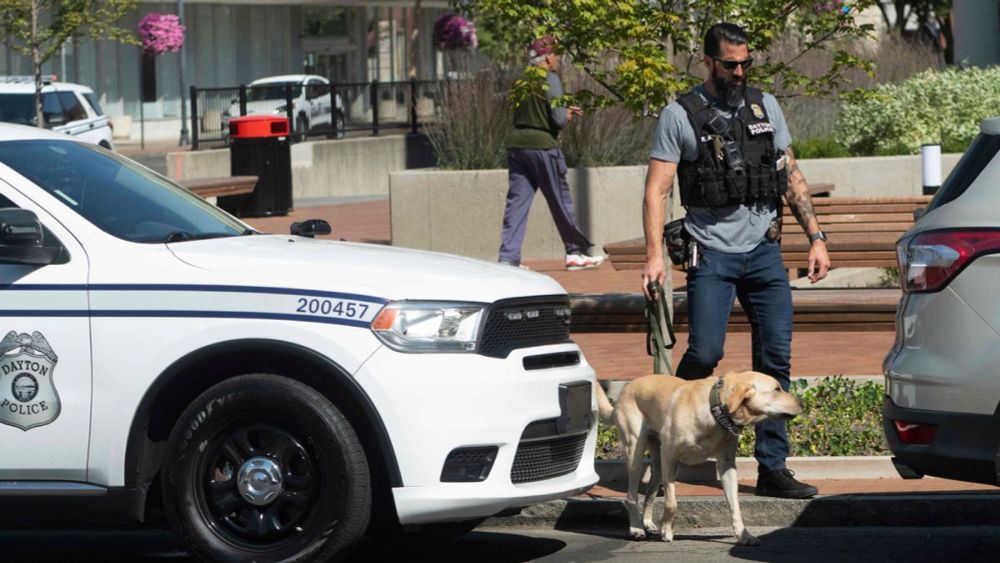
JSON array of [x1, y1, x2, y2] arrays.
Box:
[[510, 433, 587, 484], [478, 297, 571, 359]]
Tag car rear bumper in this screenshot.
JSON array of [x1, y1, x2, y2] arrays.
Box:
[[883, 396, 999, 485]]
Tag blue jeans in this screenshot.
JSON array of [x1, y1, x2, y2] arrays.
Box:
[[675, 239, 792, 474]]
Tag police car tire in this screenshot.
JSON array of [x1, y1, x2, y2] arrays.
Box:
[[162, 373, 371, 563]]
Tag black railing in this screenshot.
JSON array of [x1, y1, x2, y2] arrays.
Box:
[[190, 79, 443, 150]]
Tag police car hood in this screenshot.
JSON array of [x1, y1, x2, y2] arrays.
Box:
[[167, 235, 566, 302]]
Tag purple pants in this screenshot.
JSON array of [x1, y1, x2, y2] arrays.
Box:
[[498, 148, 591, 264]]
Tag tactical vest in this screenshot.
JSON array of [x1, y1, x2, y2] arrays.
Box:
[[676, 87, 786, 208]]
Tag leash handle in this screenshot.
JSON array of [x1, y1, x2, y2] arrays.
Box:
[[645, 280, 676, 375]]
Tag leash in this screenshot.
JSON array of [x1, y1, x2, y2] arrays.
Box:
[[644, 280, 676, 375]]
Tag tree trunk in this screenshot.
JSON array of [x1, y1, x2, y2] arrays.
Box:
[[32, 0, 43, 128]]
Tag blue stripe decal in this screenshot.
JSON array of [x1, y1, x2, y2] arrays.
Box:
[[0, 309, 371, 328], [0, 283, 388, 304]]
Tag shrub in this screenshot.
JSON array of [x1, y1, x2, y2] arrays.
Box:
[[561, 107, 655, 168], [596, 375, 888, 460], [836, 66, 1000, 155], [424, 71, 512, 170], [791, 136, 850, 159]]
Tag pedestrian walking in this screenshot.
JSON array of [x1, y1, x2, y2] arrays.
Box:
[[641, 23, 831, 498], [498, 36, 604, 271]]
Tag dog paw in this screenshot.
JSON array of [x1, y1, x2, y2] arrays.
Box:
[[736, 530, 760, 546], [643, 520, 657, 535], [658, 524, 674, 542], [629, 527, 647, 541]]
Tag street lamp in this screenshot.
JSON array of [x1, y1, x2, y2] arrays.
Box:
[[177, 0, 189, 145]]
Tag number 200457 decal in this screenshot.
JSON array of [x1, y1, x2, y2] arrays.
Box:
[[296, 298, 371, 319]]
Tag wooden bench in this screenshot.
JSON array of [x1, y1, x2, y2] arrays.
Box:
[[604, 194, 931, 272], [176, 176, 258, 199], [569, 289, 900, 333]]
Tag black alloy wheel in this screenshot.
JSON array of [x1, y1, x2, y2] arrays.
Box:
[[163, 374, 370, 562]]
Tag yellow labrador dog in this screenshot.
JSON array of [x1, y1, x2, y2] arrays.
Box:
[[596, 371, 803, 546]]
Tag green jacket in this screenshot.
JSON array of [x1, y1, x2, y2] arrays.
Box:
[[506, 71, 567, 150]]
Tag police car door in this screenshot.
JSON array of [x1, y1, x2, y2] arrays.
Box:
[[0, 186, 91, 481]]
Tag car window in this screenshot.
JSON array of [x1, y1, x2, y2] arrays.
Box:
[[0, 140, 248, 243], [82, 92, 104, 116], [57, 92, 89, 122], [0, 93, 64, 126], [925, 133, 1000, 213], [248, 83, 302, 101]]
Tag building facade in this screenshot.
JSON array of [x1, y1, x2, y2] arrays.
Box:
[[0, 1, 452, 140]]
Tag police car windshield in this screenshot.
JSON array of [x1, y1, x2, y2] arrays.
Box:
[[0, 140, 248, 243]]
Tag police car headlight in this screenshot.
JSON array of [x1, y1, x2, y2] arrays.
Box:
[[370, 302, 484, 353]]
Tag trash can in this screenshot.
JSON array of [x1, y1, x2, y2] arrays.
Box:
[[219, 115, 292, 217]]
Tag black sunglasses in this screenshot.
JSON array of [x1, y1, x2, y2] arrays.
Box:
[[713, 56, 754, 71]]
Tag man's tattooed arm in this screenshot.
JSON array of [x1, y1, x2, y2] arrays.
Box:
[[785, 147, 821, 236]]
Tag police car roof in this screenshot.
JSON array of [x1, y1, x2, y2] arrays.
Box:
[[0, 80, 94, 94], [250, 74, 324, 85], [0, 121, 79, 143], [983, 116, 1000, 136]]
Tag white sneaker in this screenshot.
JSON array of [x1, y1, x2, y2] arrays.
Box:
[[565, 253, 605, 271]]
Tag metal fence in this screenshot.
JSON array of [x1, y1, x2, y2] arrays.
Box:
[[190, 79, 443, 150]]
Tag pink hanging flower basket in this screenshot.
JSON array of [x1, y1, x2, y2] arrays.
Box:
[[432, 13, 478, 51], [138, 13, 186, 55]]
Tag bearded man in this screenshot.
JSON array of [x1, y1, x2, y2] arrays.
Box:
[[640, 22, 831, 499]]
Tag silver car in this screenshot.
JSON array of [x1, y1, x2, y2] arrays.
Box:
[[884, 115, 1000, 485]]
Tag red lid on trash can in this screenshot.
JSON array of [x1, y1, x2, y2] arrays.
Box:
[[229, 115, 290, 139]]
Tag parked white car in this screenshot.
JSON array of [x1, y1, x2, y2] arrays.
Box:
[[224, 74, 345, 141], [0, 77, 114, 150], [0, 122, 597, 561]]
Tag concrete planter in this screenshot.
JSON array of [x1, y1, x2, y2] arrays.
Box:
[[389, 153, 963, 261], [390, 166, 647, 261]]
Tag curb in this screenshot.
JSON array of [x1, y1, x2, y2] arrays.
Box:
[[482, 492, 1000, 529], [596, 456, 901, 482]]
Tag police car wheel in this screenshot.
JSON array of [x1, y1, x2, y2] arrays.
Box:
[[162, 373, 371, 562]]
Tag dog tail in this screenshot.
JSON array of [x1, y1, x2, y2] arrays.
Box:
[[595, 381, 614, 423]]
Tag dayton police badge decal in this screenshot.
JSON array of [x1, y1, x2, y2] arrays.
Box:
[[0, 331, 60, 431], [750, 103, 766, 119]]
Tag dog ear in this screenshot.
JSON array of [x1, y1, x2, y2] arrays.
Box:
[[726, 382, 755, 420]]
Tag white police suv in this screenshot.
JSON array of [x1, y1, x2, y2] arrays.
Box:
[[0, 77, 114, 149], [0, 123, 598, 561]]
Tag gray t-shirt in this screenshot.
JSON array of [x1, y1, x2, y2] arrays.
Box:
[[650, 85, 791, 253]]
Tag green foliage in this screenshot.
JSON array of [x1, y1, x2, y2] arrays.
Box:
[[837, 66, 1000, 155], [0, 0, 138, 63], [596, 375, 889, 460], [737, 376, 888, 456], [459, 0, 878, 116], [790, 136, 850, 159]]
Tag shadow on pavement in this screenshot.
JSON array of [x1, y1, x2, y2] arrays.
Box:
[[348, 529, 566, 562]]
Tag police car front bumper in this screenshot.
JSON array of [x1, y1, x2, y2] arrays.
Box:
[[352, 342, 599, 525]]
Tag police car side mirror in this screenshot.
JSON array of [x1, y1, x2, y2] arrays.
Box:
[[0, 208, 60, 265], [290, 219, 332, 238]]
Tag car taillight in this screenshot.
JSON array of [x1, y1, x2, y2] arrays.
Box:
[[893, 420, 936, 445], [897, 229, 1000, 293]]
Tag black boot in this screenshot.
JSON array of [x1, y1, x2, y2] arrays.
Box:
[[755, 469, 818, 499]]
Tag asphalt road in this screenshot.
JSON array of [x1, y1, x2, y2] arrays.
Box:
[[4, 525, 1000, 562]]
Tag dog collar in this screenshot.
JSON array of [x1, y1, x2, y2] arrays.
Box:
[[709, 377, 743, 437]]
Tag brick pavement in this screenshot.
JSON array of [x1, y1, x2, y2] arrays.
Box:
[[241, 199, 893, 380]]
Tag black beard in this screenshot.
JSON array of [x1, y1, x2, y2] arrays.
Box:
[[712, 73, 746, 107]]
